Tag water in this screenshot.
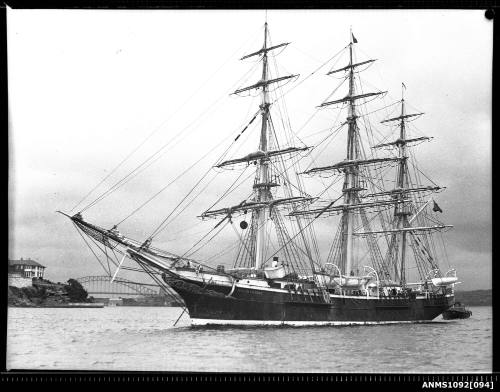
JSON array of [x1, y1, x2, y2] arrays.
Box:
[[7, 306, 492, 372]]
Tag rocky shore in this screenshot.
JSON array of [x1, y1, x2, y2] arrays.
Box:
[[8, 278, 94, 307]]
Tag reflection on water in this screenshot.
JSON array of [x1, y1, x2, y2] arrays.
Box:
[[6, 306, 491, 372]]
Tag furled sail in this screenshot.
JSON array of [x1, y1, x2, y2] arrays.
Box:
[[380, 112, 424, 123], [302, 157, 401, 175], [240, 42, 290, 60], [215, 146, 310, 168], [233, 75, 299, 95], [318, 91, 386, 107], [201, 196, 316, 219], [353, 225, 453, 236], [362, 186, 442, 198], [372, 136, 431, 149], [288, 199, 408, 217], [327, 59, 376, 75]]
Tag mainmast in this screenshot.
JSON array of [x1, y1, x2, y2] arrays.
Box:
[[295, 31, 386, 277], [343, 32, 358, 276], [290, 31, 391, 278]]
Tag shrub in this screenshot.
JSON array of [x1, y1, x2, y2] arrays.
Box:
[[65, 279, 89, 302]]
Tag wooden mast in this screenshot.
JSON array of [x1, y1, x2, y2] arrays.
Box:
[[397, 83, 409, 287], [343, 30, 358, 277], [298, 30, 382, 276], [255, 22, 271, 270]]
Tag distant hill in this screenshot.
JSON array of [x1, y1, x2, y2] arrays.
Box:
[[454, 289, 491, 306]]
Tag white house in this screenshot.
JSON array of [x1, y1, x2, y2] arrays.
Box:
[[9, 258, 46, 279]]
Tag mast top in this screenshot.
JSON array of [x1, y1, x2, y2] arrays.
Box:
[[350, 28, 358, 45], [239, 22, 290, 61], [264, 19, 268, 47]]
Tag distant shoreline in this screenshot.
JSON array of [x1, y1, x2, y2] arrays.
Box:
[[8, 278, 94, 307], [453, 289, 491, 306], [10, 303, 104, 308]]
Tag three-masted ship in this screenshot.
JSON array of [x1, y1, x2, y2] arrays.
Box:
[[62, 22, 458, 326]]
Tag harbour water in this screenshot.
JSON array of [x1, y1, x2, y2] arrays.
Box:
[[7, 306, 491, 373]]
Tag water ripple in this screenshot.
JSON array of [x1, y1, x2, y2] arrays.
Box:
[[6, 305, 492, 372]]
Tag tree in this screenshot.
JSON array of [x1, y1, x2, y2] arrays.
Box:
[[65, 279, 88, 302]]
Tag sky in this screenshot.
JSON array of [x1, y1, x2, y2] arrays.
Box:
[[7, 9, 492, 290]]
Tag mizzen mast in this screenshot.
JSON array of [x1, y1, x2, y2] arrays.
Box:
[[371, 83, 453, 285], [395, 85, 410, 286]]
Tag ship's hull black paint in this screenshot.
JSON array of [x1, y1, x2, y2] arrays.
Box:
[[165, 276, 454, 323]]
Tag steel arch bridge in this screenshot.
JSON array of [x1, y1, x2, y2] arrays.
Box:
[[76, 275, 161, 296]]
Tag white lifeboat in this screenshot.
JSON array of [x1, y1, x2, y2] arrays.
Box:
[[431, 276, 459, 287], [334, 275, 369, 288]]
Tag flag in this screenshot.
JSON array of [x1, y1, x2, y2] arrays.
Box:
[[432, 200, 443, 213], [352, 33, 358, 43]]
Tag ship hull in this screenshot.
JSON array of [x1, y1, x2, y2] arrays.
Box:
[[165, 274, 455, 326]]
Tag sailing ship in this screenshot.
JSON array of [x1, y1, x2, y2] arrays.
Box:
[[61, 22, 459, 326]]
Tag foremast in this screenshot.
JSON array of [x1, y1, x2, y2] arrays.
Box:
[[255, 22, 271, 270], [200, 22, 312, 275]]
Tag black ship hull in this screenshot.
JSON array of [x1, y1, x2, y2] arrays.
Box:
[[165, 274, 455, 326]]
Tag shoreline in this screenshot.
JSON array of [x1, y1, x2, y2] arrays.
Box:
[[9, 303, 104, 308]]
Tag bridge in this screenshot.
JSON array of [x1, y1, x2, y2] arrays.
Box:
[[76, 275, 162, 297]]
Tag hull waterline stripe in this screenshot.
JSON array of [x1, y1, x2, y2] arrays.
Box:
[[190, 318, 439, 326]]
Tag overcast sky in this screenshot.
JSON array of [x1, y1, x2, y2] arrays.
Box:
[[8, 9, 492, 290]]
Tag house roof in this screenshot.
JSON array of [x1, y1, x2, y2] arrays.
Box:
[[9, 259, 45, 268]]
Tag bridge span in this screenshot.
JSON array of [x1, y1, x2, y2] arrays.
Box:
[[76, 275, 162, 297]]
